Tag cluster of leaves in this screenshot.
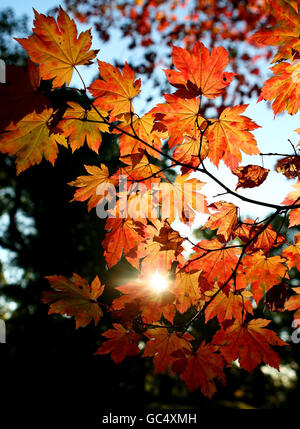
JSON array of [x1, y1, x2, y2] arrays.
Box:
[[1, 2, 300, 397], [62, 0, 278, 107]]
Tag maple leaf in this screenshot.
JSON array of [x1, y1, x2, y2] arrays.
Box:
[[141, 220, 185, 272], [42, 274, 104, 328], [68, 164, 118, 211], [172, 130, 209, 171], [173, 342, 226, 397], [204, 285, 253, 324], [61, 102, 109, 152], [159, 174, 208, 225], [164, 41, 235, 99], [187, 239, 242, 292], [232, 165, 270, 190], [243, 251, 287, 303], [205, 105, 260, 169], [119, 152, 165, 189], [282, 231, 300, 270], [89, 61, 141, 121], [151, 95, 205, 148], [143, 327, 193, 374], [16, 7, 97, 88], [0, 61, 49, 132], [202, 201, 238, 242], [0, 107, 67, 174], [213, 318, 287, 371], [257, 60, 300, 115], [171, 270, 204, 314], [125, 188, 157, 220], [95, 323, 140, 363], [251, 224, 286, 252], [251, 0, 300, 63], [102, 218, 147, 269], [233, 221, 285, 252], [116, 112, 164, 159], [282, 179, 300, 226], [275, 156, 300, 179], [285, 286, 300, 324]]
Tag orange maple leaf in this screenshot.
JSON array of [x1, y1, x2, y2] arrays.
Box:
[[95, 323, 140, 363], [141, 220, 185, 272], [282, 179, 300, 226], [151, 95, 205, 148], [202, 201, 238, 242], [204, 285, 253, 324], [285, 286, 300, 325], [68, 164, 118, 211], [164, 41, 235, 99], [60, 102, 109, 152], [233, 221, 285, 252], [172, 129, 209, 171], [243, 251, 287, 303], [251, 0, 300, 63], [89, 61, 141, 121], [251, 224, 286, 252], [205, 104, 260, 169], [118, 152, 165, 189], [173, 342, 226, 397], [213, 318, 287, 371], [16, 7, 97, 88], [102, 218, 147, 269], [282, 231, 300, 270], [42, 274, 104, 328], [0, 107, 67, 174], [187, 239, 242, 292], [116, 112, 164, 159], [143, 327, 193, 374], [171, 270, 204, 314], [159, 174, 208, 225], [258, 60, 300, 115]]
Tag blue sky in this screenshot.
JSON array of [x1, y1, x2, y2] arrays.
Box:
[[1, 0, 300, 255]]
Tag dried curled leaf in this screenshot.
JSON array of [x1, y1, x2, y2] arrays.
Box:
[[232, 165, 270, 190], [276, 156, 300, 179]]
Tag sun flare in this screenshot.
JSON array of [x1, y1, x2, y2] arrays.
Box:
[[149, 270, 169, 293]]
